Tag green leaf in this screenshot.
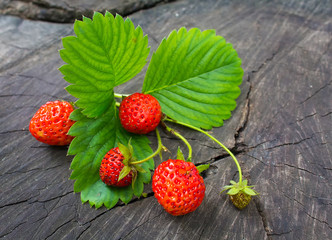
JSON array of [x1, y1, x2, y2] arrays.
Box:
[[142, 192, 148, 198], [196, 163, 210, 173], [118, 166, 132, 181], [60, 12, 149, 118], [243, 187, 259, 196], [220, 185, 233, 194], [176, 147, 185, 161], [60, 12, 153, 209], [118, 143, 132, 165], [142, 27, 243, 129], [134, 164, 147, 173], [242, 179, 248, 186], [127, 139, 134, 157], [68, 103, 154, 208], [81, 180, 119, 209], [230, 180, 237, 185], [227, 188, 240, 195]]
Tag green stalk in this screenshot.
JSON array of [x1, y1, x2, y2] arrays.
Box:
[[131, 128, 163, 165], [164, 118, 242, 183], [114, 93, 129, 99], [163, 123, 193, 162]]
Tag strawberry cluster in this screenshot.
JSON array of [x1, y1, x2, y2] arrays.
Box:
[[29, 93, 257, 215]]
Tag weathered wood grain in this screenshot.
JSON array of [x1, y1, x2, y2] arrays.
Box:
[[0, 0, 176, 23], [0, 0, 331, 239]]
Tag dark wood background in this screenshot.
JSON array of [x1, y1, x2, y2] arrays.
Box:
[[1, 0, 331, 239]]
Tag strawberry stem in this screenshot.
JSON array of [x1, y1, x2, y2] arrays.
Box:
[[163, 123, 192, 162], [164, 118, 243, 183], [131, 128, 164, 165], [114, 93, 129, 98]]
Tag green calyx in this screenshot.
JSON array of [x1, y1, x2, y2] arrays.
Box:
[[175, 146, 210, 174], [118, 129, 164, 188], [196, 164, 210, 174], [221, 179, 259, 196], [117, 141, 146, 189]]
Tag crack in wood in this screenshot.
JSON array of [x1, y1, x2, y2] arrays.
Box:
[[321, 112, 332, 117], [120, 210, 164, 239], [0, 94, 35, 98], [233, 49, 281, 159], [0, 221, 27, 238], [1, 164, 63, 176], [77, 209, 108, 227], [253, 198, 273, 240], [300, 81, 332, 104], [44, 217, 75, 240], [279, 187, 306, 209], [232, 55, 284, 239], [0, 197, 36, 209], [32, 191, 74, 205], [75, 191, 157, 238], [295, 112, 318, 123], [247, 128, 330, 153], [245, 153, 269, 166], [283, 163, 319, 177], [75, 222, 91, 240], [31, 196, 64, 239], [264, 136, 312, 150], [0, 189, 75, 238], [293, 186, 332, 206], [323, 167, 332, 171], [0, 129, 28, 135], [303, 211, 332, 230], [4, 73, 59, 87], [268, 178, 332, 233]]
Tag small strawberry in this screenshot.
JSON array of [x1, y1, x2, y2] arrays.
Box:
[[152, 159, 206, 216], [119, 93, 162, 134], [99, 147, 133, 187], [29, 100, 75, 146], [229, 192, 252, 210], [99, 142, 146, 187], [221, 179, 259, 210]]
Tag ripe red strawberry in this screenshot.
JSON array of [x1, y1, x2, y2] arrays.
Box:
[[119, 93, 162, 134], [29, 100, 75, 145], [152, 159, 206, 216], [99, 147, 133, 187]]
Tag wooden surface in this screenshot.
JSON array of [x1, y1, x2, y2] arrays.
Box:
[[1, 0, 331, 239], [0, 0, 175, 23]]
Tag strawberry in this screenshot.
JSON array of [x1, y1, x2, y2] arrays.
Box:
[[229, 192, 252, 210], [29, 100, 75, 146], [152, 159, 206, 216], [221, 179, 259, 210], [99, 142, 146, 187], [99, 147, 133, 187], [119, 93, 162, 134]]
